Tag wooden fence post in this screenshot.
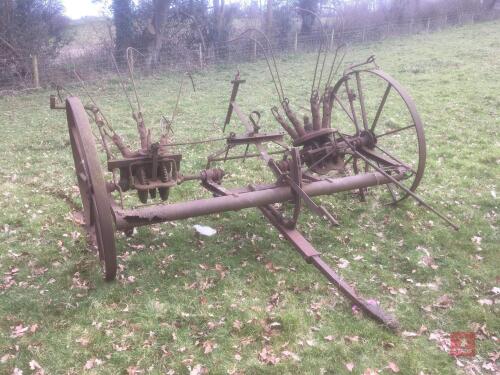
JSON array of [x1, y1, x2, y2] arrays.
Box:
[[129, 51, 135, 77], [426, 18, 430, 32], [294, 32, 298, 52], [199, 44, 203, 69], [330, 28, 335, 50], [253, 39, 257, 60], [362, 26, 366, 42], [31, 55, 40, 89]]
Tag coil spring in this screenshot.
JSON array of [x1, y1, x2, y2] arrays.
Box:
[[159, 162, 170, 201], [137, 167, 149, 204], [160, 162, 170, 182]]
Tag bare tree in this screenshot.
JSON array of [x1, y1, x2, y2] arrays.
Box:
[[144, 0, 171, 67]]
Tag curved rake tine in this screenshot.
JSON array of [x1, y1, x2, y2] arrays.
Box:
[[126, 47, 147, 114], [326, 46, 347, 88], [170, 75, 186, 127], [110, 51, 149, 150], [324, 42, 345, 89], [227, 29, 285, 103], [238, 28, 286, 101], [109, 52, 136, 114], [295, 7, 328, 95], [73, 70, 115, 134]]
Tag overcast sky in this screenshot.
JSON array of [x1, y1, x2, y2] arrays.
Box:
[[63, 0, 107, 19]]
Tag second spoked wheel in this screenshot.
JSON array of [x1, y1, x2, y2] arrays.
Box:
[[331, 68, 426, 204], [66, 97, 117, 280]]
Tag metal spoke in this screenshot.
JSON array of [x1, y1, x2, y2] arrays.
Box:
[[370, 83, 391, 132], [355, 72, 369, 131], [376, 124, 415, 139], [333, 94, 355, 125], [386, 182, 398, 204], [344, 80, 361, 134], [344, 138, 458, 230], [305, 149, 336, 174], [376, 160, 398, 204], [374, 144, 417, 175]]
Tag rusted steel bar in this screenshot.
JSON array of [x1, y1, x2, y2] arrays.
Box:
[[272, 107, 298, 139], [321, 87, 334, 129], [283, 102, 306, 137], [114, 171, 404, 230], [312, 256, 399, 329], [259, 205, 399, 330], [310, 91, 322, 131], [133, 112, 149, 150], [209, 149, 285, 163], [112, 134, 139, 158], [224, 75, 246, 132]]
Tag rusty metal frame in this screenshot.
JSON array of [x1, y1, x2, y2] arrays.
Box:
[[50, 53, 460, 332]]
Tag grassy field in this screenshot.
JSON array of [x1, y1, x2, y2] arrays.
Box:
[[0, 20, 498, 374]]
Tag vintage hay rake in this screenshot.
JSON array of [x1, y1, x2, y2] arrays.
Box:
[[50, 32, 457, 331]]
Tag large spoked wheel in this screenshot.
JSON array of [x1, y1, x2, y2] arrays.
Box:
[[331, 69, 426, 204], [66, 97, 117, 281]]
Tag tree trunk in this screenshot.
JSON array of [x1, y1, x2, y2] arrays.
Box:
[[146, 0, 170, 68], [266, 0, 273, 37], [212, 0, 226, 57], [112, 0, 134, 63]]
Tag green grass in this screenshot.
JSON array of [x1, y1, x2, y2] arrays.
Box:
[[0, 21, 499, 374]]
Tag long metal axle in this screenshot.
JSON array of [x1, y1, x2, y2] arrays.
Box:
[[114, 171, 404, 230]]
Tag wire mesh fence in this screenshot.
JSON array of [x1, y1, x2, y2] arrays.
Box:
[[0, 9, 497, 94]]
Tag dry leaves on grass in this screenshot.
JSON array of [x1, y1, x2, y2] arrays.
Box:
[[202, 340, 216, 354], [232, 320, 243, 331], [345, 362, 355, 372], [10, 323, 38, 338], [189, 364, 208, 375], [84, 358, 103, 370], [265, 261, 282, 273], [1, 354, 14, 363], [344, 335, 360, 344], [29, 360, 45, 374], [266, 292, 281, 312], [434, 294, 453, 309], [387, 361, 400, 373], [127, 366, 144, 375], [337, 258, 350, 269], [76, 336, 90, 347], [281, 350, 300, 362], [258, 346, 280, 365]]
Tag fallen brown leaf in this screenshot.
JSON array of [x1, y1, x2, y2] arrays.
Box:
[[387, 361, 400, 373], [258, 346, 280, 365], [190, 364, 208, 375], [202, 340, 216, 354]]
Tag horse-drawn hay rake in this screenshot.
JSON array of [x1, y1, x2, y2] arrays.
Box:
[[50, 33, 457, 331]]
